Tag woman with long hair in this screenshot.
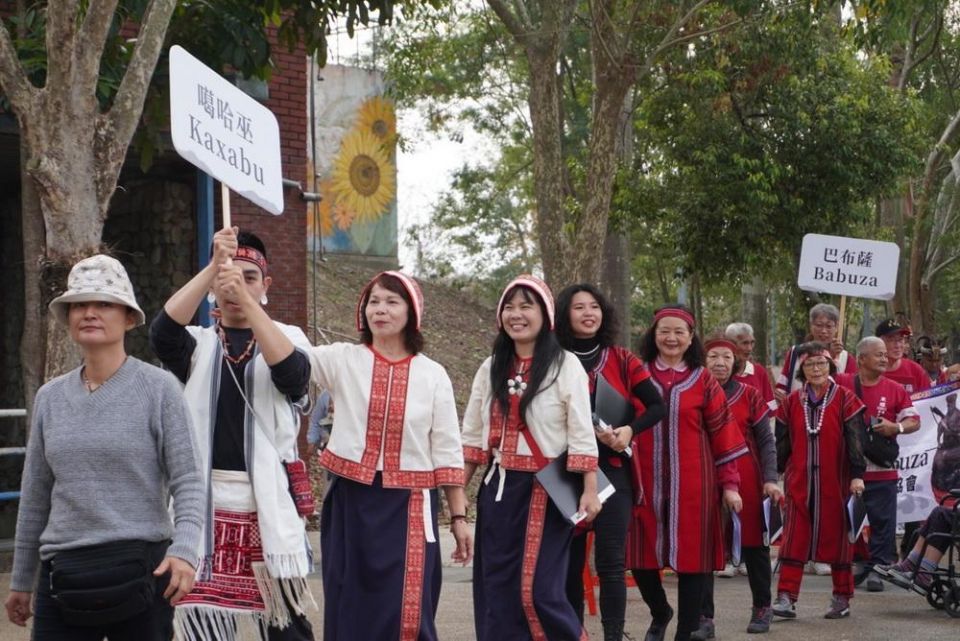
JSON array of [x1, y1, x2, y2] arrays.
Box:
[[626, 305, 748, 641], [463, 275, 600, 641], [308, 271, 472, 641], [6, 255, 203, 640], [555, 284, 666, 641], [772, 341, 866, 621], [691, 333, 781, 638]]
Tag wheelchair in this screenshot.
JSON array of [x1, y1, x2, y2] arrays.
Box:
[[903, 489, 960, 617]]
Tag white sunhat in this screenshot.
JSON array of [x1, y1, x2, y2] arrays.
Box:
[[48, 254, 145, 327]]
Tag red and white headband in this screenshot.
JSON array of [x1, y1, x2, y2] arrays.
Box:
[[653, 307, 695, 329], [496, 275, 555, 330], [704, 338, 737, 353], [356, 270, 424, 332], [234, 246, 268, 275]]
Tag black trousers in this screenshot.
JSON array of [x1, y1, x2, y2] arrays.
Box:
[[631, 569, 710, 639], [32, 542, 172, 641], [699, 546, 772, 620], [565, 463, 632, 632], [863, 479, 899, 567]]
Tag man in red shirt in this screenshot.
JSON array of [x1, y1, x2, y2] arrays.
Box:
[[726, 322, 777, 411], [836, 336, 920, 593], [875, 319, 930, 395]]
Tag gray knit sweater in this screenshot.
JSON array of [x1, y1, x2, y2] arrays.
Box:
[[11, 357, 204, 592]]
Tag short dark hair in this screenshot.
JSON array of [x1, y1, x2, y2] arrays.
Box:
[[359, 273, 424, 355], [639, 304, 703, 368], [794, 341, 836, 381], [555, 283, 619, 349], [237, 231, 267, 258]]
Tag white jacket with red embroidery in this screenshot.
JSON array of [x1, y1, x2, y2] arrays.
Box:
[[308, 342, 464, 489], [461, 353, 598, 473]]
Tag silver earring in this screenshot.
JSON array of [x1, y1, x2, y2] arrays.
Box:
[[260, 294, 268, 305], [206, 292, 216, 304]]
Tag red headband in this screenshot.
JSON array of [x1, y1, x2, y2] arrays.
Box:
[[796, 349, 832, 368], [235, 246, 268, 275], [654, 307, 695, 329], [704, 338, 737, 353]]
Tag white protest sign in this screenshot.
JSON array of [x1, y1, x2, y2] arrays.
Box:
[[896, 382, 960, 523], [797, 234, 899, 300], [169, 45, 284, 215]]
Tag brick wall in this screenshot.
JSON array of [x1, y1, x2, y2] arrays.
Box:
[[226, 34, 308, 332]]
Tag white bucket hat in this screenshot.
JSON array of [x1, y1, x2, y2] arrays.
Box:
[[48, 255, 145, 327]]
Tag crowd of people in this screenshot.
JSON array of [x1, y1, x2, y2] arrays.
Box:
[[4, 227, 958, 641]]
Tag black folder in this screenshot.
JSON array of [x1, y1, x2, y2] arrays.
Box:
[[535, 452, 616, 525], [595, 374, 635, 428], [762, 497, 783, 546], [846, 494, 868, 544]]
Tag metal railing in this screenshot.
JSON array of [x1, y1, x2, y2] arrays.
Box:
[[0, 409, 26, 502]]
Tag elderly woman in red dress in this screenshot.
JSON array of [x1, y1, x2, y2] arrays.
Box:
[[691, 334, 781, 638], [626, 306, 748, 641], [772, 341, 866, 621]]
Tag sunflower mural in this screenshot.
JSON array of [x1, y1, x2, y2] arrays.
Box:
[[307, 69, 399, 257]]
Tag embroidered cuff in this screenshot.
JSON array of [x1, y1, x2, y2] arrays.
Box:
[[435, 467, 465, 486], [566, 454, 598, 472], [463, 445, 488, 464]]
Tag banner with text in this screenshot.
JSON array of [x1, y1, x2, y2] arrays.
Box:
[[797, 233, 899, 300], [897, 382, 960, 523], [169, 45, 284, 215]]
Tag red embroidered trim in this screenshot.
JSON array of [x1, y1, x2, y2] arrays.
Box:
[[361, 357, 394, 470], [434, 467, 465, 486], [382, 359, 412, 473], [320, 448, 375, 484], [400, 491, 426, 641], [520, 482, 549, 640], [322, 450, 462, 489], [566, 454, 598, 472], [499, 452, 548, 472], [463, 446, 488, 464]]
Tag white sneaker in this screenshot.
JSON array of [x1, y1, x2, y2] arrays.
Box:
[[716, 562, 737, 578], [737, 562, 749, 576], [814, 562, 831, 575]]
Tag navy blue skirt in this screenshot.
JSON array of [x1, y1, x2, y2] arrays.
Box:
[[473, 466, 586, 641], [321, 473, 441, 641]]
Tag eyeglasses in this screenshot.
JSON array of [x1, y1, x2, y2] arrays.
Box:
[[802, 359, 830, 370]]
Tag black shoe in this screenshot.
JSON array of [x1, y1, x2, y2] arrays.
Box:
[[865, 570, 885, 592], [603, 621, 626, 641], [644, 606, 674, 641], [689, 617, 715, 640]]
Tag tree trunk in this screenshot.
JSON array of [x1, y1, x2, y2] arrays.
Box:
[[19, 136, 46, 410], [601, 230, 631, 347], [741, 277, 768, 366]]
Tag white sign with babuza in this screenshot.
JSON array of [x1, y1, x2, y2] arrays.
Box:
[[169, 45, 284, 215], [797, 233, 899, 300]]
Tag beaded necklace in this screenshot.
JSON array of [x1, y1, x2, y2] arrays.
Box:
[[802, 382, 829, 435], [507, 357, 532, 397], [217, 322, 257, 364]]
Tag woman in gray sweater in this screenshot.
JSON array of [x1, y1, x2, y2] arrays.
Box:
[[3, 255, 205, 640]]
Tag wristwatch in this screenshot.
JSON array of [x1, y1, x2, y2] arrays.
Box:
[[897, 422, 904, 434]]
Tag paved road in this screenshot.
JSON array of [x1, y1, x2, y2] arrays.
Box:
[[0, 528, 955, 640]]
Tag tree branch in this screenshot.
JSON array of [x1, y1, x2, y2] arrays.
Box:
[[76, 0, 121, 94], [487, 0, 527, 45], [44, 1, 78, 94], [0, 16, 36, 113], [98, 0, 178, 203]]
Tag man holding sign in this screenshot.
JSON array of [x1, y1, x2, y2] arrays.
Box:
[[150, 228, 315, 640]]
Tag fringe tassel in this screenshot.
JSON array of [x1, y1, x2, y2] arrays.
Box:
[[253, 563, 293, 629], [173, 605, 269, 641], [263, 551, 310, 579]]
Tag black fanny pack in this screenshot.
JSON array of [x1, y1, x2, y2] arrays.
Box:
[[854, 377, 900, 469], [49, 540, 167, 626]]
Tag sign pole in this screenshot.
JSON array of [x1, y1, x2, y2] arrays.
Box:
[[838, 295, 847, 345], [221, 182, 232, 230]]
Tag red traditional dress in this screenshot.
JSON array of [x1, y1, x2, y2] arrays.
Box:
[[724, 381, 772, 548], [626, 365, 749, 573], [775, 382, 866, 600]]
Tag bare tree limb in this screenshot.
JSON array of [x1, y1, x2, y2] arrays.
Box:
[[98, 0, 178, 202], [44, 2, 78, 96], [0, 17, 36, 112], [487, 0, 528, 44], [76, 0, 121, 93]]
